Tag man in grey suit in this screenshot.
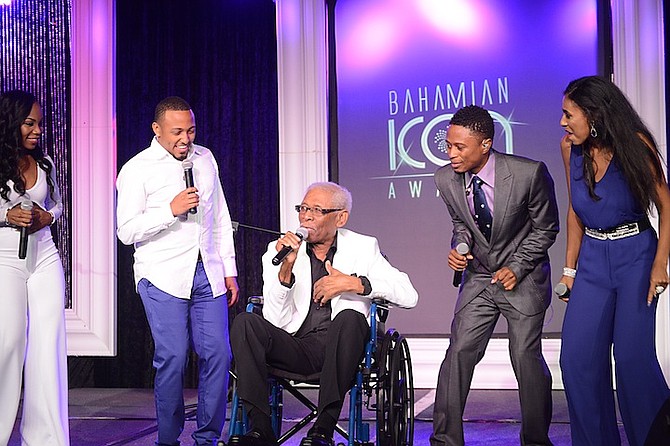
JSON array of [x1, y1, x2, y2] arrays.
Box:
[[430, 105, 558, 446]]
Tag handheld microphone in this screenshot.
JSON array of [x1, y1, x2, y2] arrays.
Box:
[[182, 160, 197, 214], [452, 242, 470, 287], [272, 227, 309, 266], [18, 200, 33, 259], [554, 282, 571, 299]]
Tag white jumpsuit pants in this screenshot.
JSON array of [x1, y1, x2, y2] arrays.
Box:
[[0, 226, 69, 445]]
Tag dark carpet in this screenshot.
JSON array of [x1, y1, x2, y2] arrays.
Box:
[[9, 388, 629, 445]]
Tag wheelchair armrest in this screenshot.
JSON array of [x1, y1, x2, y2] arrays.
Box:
[[371, 297, 391, 308], [246, 296, 264, 315], [371, 299, 390, 324], [248, 296, 264, 305]]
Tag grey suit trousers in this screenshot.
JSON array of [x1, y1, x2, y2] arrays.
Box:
[[431, 284, 553, 446]]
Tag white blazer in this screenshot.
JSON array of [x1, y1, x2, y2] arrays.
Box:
[[262, 228, 418, 334]]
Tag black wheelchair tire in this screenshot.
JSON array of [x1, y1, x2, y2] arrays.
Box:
[[375, 329, 414, 446]]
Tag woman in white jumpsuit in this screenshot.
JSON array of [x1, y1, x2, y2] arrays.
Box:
[[0, 90, 69, 445]]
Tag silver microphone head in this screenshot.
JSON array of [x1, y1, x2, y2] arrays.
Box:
[[455, 242, 469, 255], [20, 200, 33, 211], [554, 282, 569, 297], [181, 160, 193, 171], [295, 227, 309, 241]]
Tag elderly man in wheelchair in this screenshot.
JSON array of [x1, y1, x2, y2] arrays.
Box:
[[229, 182, 418, 446]]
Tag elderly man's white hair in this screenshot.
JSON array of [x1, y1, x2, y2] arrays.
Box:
[[305, 182, 353, 212]]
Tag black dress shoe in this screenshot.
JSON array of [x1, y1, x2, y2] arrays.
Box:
[[299, 425, 334, 446], [228, 430, 277, 446]]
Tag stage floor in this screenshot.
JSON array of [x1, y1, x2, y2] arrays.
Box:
[[9, 388, 628, 445]]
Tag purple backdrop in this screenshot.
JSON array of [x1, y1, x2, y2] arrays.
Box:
[[335, 0, 599, 335]]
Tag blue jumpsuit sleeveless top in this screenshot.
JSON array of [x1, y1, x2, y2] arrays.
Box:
[[570, 145, 646, 228]]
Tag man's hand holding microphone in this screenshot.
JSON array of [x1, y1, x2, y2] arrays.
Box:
[[170, 160, 199, 217], [450, 242, 472, 287], [170, 187, 199, 216], [273, 228, 308, 284], [450, 242, 519, 291]]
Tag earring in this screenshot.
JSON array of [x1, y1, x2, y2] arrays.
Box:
[[590, 122, 598, 138]]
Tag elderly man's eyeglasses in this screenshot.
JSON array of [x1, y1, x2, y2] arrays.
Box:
[[294, 205, 343, 216]]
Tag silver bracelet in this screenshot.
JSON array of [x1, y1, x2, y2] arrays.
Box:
[[563, 267, 577, 278]]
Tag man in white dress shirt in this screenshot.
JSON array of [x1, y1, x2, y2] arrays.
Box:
[[117, 96, 239, 446]]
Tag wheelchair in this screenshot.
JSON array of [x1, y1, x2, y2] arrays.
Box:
[[227, 297, 414, 446]]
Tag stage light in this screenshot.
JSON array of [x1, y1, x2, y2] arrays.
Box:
[[418, 0, 478, 37], [337, 9, 401, 74], [0, 0, 12, 6]]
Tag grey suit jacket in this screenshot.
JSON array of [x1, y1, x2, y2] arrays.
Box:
[[435, 150, 559, 316]]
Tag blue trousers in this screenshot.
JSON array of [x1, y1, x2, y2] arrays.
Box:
[[560, 230, 670, 446], [138, 261, 231, 446]]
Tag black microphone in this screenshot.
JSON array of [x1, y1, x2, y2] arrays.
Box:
[[182, 160, 197, 214], [452, 242, 470, 287], [18, 200, 33, 259], [554, 282, 571, 299], [272, 227, 308, 266]]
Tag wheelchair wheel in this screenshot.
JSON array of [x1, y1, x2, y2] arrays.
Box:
[[269, 379, 283, 438], [376, 329, 414, 446]]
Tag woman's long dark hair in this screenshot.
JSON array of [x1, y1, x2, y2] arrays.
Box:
[[0, 90, 56, 202], [564, 76, 665, 210]]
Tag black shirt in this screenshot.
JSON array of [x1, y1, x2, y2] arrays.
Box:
[[294, 237, 337, 337]]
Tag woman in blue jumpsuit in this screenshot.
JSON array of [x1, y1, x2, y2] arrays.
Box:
[[558, 76, 670, 445]]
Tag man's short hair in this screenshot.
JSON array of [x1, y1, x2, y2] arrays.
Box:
[[450, 105, 494, 140], [154, 96, 192, 123], [306, 182, 353, 212]]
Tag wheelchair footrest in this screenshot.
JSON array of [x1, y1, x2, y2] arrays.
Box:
[[299, 437, 334, 446]]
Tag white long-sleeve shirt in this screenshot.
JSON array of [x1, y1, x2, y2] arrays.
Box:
[[116, 138, 237, 299]]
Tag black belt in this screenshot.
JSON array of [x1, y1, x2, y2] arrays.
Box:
[[585, 219, 651, 240]]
